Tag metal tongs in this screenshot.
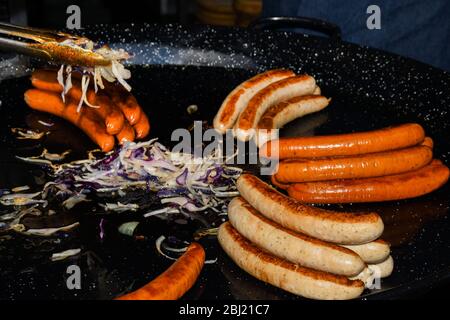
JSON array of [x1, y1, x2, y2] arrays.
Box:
[[0, 22, 110, 67]]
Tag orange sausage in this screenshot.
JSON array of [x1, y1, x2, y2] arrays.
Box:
[[275, 145, 433, 183], [287, 160, 449, 203], [116, 243, 205, 300], [116, 121, 135, 144], [94, 94, 125, 135], [108, 85, 142, 125], [270, 174, 290, 190], [31, 69, 125, 135], [133, 111, 150, 139], [31, 69, 66, 92], [24, 89, 115, 152], [422, 137, 433, 148], [255, 95, 330, 147], [260, 123, 426, 159]]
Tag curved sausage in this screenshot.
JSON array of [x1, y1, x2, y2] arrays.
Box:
[[213, 69, 295, 134], [270, 174, 290, 190], [275, 145, 433, 183], [260, 123, 426, 159], [116, 243, 205, 300], [255, 95, 330, 147], [24, 89, 115, 152], [421, 137, 433, 148], [228, 197, 366, 276], [287, 160, 449, 203], [234, 75, 316, 141], [218, 222, 365, 300], [342, 239, 390, 264], [236, 174, 384, 245]]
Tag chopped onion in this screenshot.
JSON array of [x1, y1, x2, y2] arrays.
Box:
[[22, 222, 79, 236], [100, 202, 139, 213], [205, 258, 218, 265], [57, 65, 65, 102], [16, 156, 53, 166], [162, 243, 188, 253], [118, 221, 139, 236], [176, 168, 188, 185], [37, 120, 54, 127], [0, 192, 46, 206], [11, 128, 47, 140], [12, 185, 30, 193], [42, 149, 71, 161], [155, 235, 178, 260], [143, 207, 178, 218], [51, 248, 81, 261]]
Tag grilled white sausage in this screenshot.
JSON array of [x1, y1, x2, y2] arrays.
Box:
[[236, 174, 384, 245], [234, 75, 316, 141], [218, 222, 365, 300], [213, 69, 295, 134], [351, 256, 394, 288], [228, 197, 366, 276], [342, 240, 390, 264]]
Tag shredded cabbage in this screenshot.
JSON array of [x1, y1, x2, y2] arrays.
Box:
[[0, 139, 241, 234]]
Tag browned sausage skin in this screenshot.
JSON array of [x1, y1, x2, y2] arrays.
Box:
[[260, 123, 426, 159], [287, 160, 449, 203], [234, 75, 316, 141], [274, 145, 432, 183], [214, 69, 296, 134], [236, 174, 384, 244], [228, 197, 366, 276], [218, 222, 365, 300]]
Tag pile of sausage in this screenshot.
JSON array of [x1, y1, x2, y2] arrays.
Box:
[[218, 174, 393, 300], [213, 69, 329, 146], [23, 69, 150, 152], [262, 123, 450, 203]]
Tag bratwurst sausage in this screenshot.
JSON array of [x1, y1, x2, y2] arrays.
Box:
[[227, 197, 366, 276], [116, 243, 205, 300], [260, 123, 425, 159], [234, 75, 316, 141], [218, 222, 365, 300], [236, 174, 384, 244]]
